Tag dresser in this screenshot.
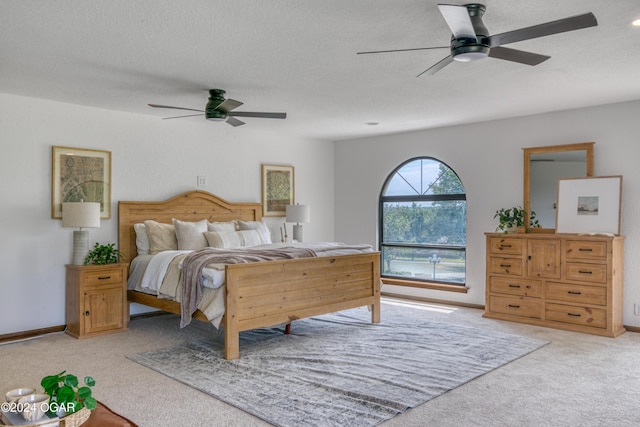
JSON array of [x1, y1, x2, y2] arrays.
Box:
[[484, 233, 625, 337], [65, 263, 129, 338]]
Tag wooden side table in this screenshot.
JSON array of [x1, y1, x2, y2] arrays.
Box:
[[65, 263, 129, 338]]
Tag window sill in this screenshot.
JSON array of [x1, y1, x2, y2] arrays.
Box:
[[382, 277, 468, 293]]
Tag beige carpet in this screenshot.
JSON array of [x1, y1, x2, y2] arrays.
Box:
[[2, 298, 640, 426]]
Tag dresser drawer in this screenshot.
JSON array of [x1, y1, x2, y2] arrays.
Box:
[[488, 257, 523, 276], [83, 269, 124, 286], [545, 282, 606, 306], [545, 303, 606, 328], [488, 295, 541, 319], [565, 240, 607, 261], [489, 276, 542, 297], [489, 237, 523, 256], [565, 262, 607, 284]]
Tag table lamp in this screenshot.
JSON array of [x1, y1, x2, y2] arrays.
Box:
[[62, 201, 101, 265], [286, 204, 310, 242]]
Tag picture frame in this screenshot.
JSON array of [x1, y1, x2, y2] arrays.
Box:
[[51, 146, 112, 219], [556, 176, 622, 235], [261, 164, 294, 217]]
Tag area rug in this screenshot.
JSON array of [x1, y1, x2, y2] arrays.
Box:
[[128, 302, 547, 427]]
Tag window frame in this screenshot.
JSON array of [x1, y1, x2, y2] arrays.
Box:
[[378, 157, 467, 289]]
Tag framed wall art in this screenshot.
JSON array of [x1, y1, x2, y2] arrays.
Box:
[[261, 164, 294, 217], [51, 146, 112, 219], [556, 175, 622, 235]]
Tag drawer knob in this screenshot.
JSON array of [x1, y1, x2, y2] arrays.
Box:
[[98, 276, 112, 280], [84, 310, 90, 316]]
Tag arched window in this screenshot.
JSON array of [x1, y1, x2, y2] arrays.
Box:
[[379, 157, 466, 286]]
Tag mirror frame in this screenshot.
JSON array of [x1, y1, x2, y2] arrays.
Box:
[[523, 142, 595, 233]]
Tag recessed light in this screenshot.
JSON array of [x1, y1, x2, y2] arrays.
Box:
[[632, 18, 640, 26], [365, 122, 379, 126]]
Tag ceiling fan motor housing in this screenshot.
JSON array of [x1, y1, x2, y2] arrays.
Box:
[[205, 89, 227, 121], [451, 3, 490, 62]]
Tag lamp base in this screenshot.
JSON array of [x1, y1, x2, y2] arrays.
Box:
[[72, 230, 89, 265], [293, 224, 303, 243]]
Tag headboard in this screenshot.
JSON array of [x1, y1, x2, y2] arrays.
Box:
[[118, 190, 263, 263]]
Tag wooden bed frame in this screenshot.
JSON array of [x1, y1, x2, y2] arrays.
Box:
[[118, 190, 381, 360]]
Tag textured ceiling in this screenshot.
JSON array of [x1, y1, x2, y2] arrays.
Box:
[[2, 1, 639, 141]]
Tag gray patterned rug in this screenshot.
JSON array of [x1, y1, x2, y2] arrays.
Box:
[[128, 302, 547, 427]]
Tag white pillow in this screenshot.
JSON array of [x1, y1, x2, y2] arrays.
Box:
[[144, 220, 177, 254], [207, 220, 237, 232], [133, 223, 150, 256], [237, 230, 262, 247], [236, 220, 272, 244], [173, 218, 208, 250], [204, 231, 243, 249]]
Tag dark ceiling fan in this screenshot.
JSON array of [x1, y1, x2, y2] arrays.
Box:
[[358, 3, 597, 76], [149, 89, 287, 127]]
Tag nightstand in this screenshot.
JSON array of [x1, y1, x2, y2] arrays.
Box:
[[65, 263, 129, 338]]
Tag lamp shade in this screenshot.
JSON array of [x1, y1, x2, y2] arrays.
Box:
[[286, 204, 310, 224], [62, 202, 101, 228]]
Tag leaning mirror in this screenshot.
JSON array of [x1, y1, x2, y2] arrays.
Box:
[[523, 142, 595, 232]]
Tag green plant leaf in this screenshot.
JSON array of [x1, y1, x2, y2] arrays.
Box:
[[63, 374, 79, 389], [57, 386, 75, 403], [83, 396, 98, 410], [84, 376, 96, 387], [77, 386, 92, 400]]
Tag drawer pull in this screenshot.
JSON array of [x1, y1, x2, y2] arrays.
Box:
[[508, 284, 521, 288], [507, 304, 520, 309], [567, 291, 582, 295], [97, 276, 112, 280], [568, 313, 581, 317], [579, 248, 593, 252], [84, 311, 90, 316], [578, 270, 592, 275], [500, 264, 512, 268], [499, 244, 512, 248]]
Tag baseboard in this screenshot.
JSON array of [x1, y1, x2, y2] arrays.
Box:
[[0, 325, 65, 344], [625, 325, 640, 333], [381, 291, 485, 310]]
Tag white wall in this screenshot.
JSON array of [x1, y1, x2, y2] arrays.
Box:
[[335, 100, 640, 328], [0, 93, 334, 335]]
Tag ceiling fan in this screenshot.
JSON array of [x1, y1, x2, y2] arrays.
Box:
[[357, 3, 597, 76], [148, 89, 287, 127]]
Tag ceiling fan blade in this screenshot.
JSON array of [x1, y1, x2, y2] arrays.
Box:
[[216, 98, 243, 113], [417, 55, 454, 77], [229, 112, 287, 119], [148, 104, 204, 113], [162, 113, 204, 120], [488, 12, 597, 47], [437, 4, 478, 41], [357, 46, 449, 55], [226, 116, 245, 127], [488, 46, 550, 66]]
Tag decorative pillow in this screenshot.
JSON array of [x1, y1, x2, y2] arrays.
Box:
[[143, 220, 177, 254], [133, 223, 150, 256], [236, 220, 272, 244], [237, 229, 262, 247], [204, 231, 243, 249], [173, 218, 208, 250], [207, 220, 237, 232]]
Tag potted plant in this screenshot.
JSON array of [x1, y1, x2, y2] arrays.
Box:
[[40, 371, 96, 417], [84, 242, 120, 265], [494, 206, 540, 233]]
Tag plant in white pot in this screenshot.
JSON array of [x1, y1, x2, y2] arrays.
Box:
[[494, 206, 540, 233]]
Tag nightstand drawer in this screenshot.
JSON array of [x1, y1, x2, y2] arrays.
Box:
[[545, 303, 606, 328], [545, 282, 606, 305], [488, 295, 540, 319], [565, 262, 607, 284], [83, 269, 124, 286], [489, 276, 542, 297]]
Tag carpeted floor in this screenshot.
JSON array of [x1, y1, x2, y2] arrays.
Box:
[[128, 304, 547, 427]]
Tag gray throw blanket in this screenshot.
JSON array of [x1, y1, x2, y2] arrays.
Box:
[[180, 247, 317, 327]]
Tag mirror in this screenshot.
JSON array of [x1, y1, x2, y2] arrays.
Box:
[[523, 142, 594, 232]]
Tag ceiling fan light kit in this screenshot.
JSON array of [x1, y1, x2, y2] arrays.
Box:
[[358, 3, 598, 75]]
